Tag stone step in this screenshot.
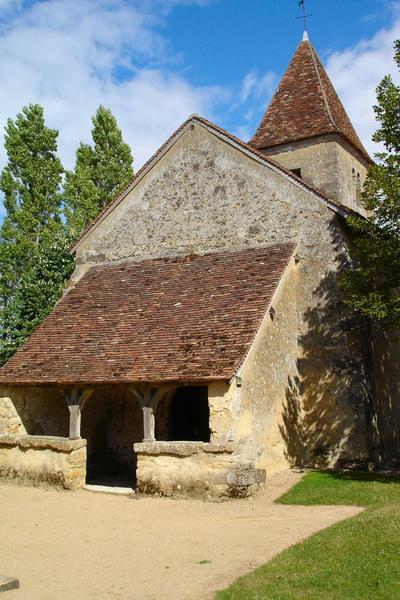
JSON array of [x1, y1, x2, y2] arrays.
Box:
[[0, 575, 19, 593], [84, 484, 135, 496]]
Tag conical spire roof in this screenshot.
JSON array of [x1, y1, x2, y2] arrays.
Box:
[[250, 37, 371, 162]]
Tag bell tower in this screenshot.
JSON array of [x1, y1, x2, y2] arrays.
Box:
[[249, 34, 372, 211]]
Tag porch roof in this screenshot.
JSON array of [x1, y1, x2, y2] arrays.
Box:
[[0, 244, 295, 385]]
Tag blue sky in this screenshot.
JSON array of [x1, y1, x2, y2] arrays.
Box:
[[159, 0, 400, 141], [0, 0, 399, 215]]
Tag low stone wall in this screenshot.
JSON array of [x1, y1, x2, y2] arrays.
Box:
[[0, 434, 86, 490], [134, 441, 265, 499]]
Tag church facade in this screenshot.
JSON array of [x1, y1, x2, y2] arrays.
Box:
[[0, 35, 397, 498]]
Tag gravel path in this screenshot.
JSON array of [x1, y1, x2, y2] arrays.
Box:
[[0, 470, 361, 600]]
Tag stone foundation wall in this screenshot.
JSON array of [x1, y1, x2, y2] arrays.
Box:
[[134, 441, 265, 499], [0, 434, 86, 490]]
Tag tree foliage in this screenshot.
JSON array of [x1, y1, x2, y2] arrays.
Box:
[[340, 40, 400, 327], [0, 104, 73, 365], [0, 104, 134, 365], [64, 105, 133, 239]]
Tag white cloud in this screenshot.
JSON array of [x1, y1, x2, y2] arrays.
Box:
[[0, 0, 222, 179], [0, 0, 21, 9], [239, 71, 275, 104], [0, 0, 399, 224], [327, 13, 400, 157]]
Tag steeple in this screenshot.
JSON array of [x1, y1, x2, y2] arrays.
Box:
[[250, 36, 371, 163]]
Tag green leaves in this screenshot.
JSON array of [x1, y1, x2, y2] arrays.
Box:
[[340, 40, 400, 328], [0, 103, 134, 364], [64, 105, 133, 239], [0, 104, 68, 365], [0, 232, 74, 365]]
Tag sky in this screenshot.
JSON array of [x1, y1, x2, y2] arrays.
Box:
[[0, 0, 399, 217]]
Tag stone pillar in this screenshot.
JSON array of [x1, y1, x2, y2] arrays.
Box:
[[142, 406, 155, 442], [63, 388, 94, 440], [68, 404, 81, 439], [131, 384, 175, 443]]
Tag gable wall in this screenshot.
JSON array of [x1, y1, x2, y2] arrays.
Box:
[[73, 125, 326, 272], [71, 124, 369, 465]]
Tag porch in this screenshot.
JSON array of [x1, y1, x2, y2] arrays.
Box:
[[0, 382, 265, 498]]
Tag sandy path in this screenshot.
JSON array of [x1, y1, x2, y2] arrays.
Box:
[[1, 471, 361, 600]]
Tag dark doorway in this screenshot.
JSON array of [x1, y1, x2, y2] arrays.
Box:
[[85, 416, 135, 485], [168, 386, 210, 442], [81, 389, 141, 488]]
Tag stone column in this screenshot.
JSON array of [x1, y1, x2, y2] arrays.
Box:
[[131, 384, 175, 443], [142, 406, 155, 442], [68, 404, 82, 439], [63, 388, 94, 439]]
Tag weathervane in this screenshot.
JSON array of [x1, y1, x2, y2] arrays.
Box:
[[297, 0, 312, 34]]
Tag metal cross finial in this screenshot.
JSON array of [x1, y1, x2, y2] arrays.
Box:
[[297, 0, 312, 33]]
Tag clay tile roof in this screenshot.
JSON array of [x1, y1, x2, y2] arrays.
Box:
[[250, 38, 371, 163], [0, 244, 295, 386]]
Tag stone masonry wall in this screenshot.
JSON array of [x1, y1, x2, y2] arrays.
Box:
[[238, 258, 368, 472], [71, 124, 369, 467], [0, 386, 68, 437], [0, 434, 86, 490], [262, 134, 369, 213], [134, 441, 265, 499], [234, 259, 300, 473]]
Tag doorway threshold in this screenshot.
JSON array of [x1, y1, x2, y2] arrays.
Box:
[[84, 483, 135, 496]]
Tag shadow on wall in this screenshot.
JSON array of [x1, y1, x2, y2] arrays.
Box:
[[372, 325, 400, 464], [4, 387, 69, 437], [279, 218, 373, 468]]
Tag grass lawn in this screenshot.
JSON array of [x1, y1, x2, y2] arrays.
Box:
[[216, 471, 400, 600]]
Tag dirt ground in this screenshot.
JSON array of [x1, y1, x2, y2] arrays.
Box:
[[1, 470, 361, 600]]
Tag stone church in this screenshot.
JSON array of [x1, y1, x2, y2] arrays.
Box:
[[0, 34, 397, 498]]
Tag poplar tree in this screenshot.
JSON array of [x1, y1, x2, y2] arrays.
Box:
[[65, 105, 133, 239], [341, 40, 400, 327], [0, 104, 72, 364]]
